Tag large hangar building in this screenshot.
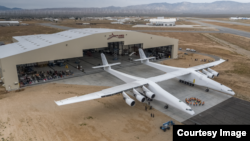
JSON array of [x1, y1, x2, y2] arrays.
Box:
[[0, 28, 178, 91]]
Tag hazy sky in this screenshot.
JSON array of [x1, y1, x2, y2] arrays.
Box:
[[1, 0, 250, 9]]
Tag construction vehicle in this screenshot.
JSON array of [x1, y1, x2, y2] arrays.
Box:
[[160, 120, 175, 132]]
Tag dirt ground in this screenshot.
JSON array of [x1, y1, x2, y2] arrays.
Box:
[[202, 21, 250, 32], [0, 84, 180, 141], [207, 18, 250, 24], [209, 33, 250, 51], [175, 20, 200, 25], [55, 19, 215, 31], [145, 32, 250, 102], [0, 24, 62, 44]]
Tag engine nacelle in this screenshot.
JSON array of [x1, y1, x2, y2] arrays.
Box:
[[133, 89, 146, 102], [202, 69, 214, 78], [207, 68, 219, 77], [125, 98, 135, 107], [197, 71, 208, 78], [135, 94, 146, 103], [122, 92, 135, 106], [142, 86, 155, 99]]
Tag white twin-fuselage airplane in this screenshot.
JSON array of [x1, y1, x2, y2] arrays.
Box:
[[55, 48, 235, 115]]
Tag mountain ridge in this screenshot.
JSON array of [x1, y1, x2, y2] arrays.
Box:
[[1, 1, 250, 15]]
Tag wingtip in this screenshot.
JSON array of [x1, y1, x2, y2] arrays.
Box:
[[54, 100, 62, 106]]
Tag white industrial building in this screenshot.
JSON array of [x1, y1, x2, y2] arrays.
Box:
[[230, 17, 250, 20], [147, 18, 176, 26], [111, 22, 124, 24], [0, 21, 20, 26]]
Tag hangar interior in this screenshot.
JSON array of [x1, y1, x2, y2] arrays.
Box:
[[16, 44, 173, 87], [0, 28, 178, 90]]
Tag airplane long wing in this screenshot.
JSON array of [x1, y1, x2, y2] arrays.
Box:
[[137, 48, 225, 73], [190, 59, 225, 70], [148, 70, 191, 83], [55, 81, 147, 106]]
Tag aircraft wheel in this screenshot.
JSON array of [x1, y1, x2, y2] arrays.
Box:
[[164, 129, 166, 132], [160, 126, 162, 129], [205, 88, 209, 92], [179, 80, 181, 82], [164, 105, 168, 109]]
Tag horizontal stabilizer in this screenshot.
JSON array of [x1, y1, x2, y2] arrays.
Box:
[[134, 57, 155, 62], [92, 62, 121, 69]]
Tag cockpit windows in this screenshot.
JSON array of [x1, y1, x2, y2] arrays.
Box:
[[186, 108, 193, 111], [228, 90, 233, 92]]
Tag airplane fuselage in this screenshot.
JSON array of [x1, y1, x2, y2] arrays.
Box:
[[177, 69, 235, 95], [136, 79, 195, 115]]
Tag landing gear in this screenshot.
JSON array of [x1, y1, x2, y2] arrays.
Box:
[[180, 80, 194, 87], [205, 88, 209, 92], [164, 105, 168, 109]]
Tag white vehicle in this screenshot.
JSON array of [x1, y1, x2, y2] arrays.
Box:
[[186, 48, 190, 51], [190, 49, 196, 52], [55, 49, 235, 116]]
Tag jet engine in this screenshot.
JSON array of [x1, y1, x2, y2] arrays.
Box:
[[133, 89, 146, 102], [122, 92, 135, 106], [207, 68, 219, 77], [202, 69, 214, 78], [142, 86, 155, 99], [197, 71, 208, 78]]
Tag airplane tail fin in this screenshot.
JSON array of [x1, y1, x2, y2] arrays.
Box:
[[134, 48, 155, 62], [92, 53, 120, 69]]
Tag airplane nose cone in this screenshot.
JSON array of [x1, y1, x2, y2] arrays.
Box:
[[225, 90, 235, 95], [231, 91, 235, 95], [190, 111, 195, 115]]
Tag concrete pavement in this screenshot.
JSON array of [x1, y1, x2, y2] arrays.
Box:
[[190, 20, 250, 38], [183, 97, 250, 124], [190, 18, 250, 27]]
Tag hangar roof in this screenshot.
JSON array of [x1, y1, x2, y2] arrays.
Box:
[[0, 28, 129, 59]]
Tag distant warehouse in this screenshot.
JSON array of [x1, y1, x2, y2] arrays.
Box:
[[230, 17, 250, 20], [0, 21, 19, 26], [147, 17, 176, 26], [0, 28, 178, 91]]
